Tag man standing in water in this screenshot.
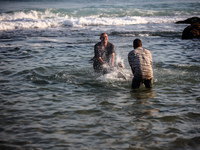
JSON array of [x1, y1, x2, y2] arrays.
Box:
[[128, 39, 153, 89], [93, 33, 115, 73]]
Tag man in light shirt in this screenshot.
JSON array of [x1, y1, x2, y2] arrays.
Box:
[[128, 39, 153, 89]]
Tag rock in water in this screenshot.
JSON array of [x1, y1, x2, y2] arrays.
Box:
[[182, 23, 200, 39], [175, 17, 200, 24], [175, 17, 200, 39]]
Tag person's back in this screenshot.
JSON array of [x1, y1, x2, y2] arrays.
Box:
[[128, 47, 153, 80], [128, 39, 153, 89]]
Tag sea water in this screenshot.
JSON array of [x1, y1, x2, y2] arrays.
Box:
[[0, 0, 200, 149]]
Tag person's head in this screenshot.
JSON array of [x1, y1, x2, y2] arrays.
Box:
[[133, 39, 142, 49], [100, 33, 108, 43]]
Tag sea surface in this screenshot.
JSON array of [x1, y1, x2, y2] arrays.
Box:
[[0, 0, 200, 149]]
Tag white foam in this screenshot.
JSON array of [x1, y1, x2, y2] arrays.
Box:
[[1, 10, 199, 31], [0, 10, 61, 30], [97, 55, 132, 82]]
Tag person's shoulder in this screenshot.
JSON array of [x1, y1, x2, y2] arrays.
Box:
[[134, 47, 142, 52], [143, 48, 151, 54], [108, 42, 114, 46], [95, 42, 101, 46], [143, 48, 149, 51], [128, 50, 135, 56]]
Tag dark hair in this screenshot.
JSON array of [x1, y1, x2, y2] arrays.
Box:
[[100, 33, 107, 37], [133, 39, 142, 48]]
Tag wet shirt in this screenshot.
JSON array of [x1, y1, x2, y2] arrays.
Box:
[[94, 42, 115, 65], [128, 47, 153, 80]]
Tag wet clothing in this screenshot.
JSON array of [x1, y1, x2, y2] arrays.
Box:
[[128, 47, 153, 88], [131, 78, 153, 89], [93, 42, 115, 72]]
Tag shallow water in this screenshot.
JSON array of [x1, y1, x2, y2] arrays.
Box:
[[0, 0, 200, 149]]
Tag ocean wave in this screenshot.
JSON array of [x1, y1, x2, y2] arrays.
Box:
[[0, 14, 148, 30], [0, 9, 194, 31]]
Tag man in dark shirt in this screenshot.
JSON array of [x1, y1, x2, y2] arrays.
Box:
[[93, 33, 115, 73]]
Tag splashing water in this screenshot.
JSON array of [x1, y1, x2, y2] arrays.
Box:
[[97, 55, 133, 82]]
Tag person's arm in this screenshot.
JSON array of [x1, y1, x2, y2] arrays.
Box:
[[130, 65, 135, 74], [128, 52, 135, 74], [149, 52, 153, 66], [94, 44, 104, 64], [111, 53, 115, 66], [110, 43, 115, 67], [98, 57, 104, 64]]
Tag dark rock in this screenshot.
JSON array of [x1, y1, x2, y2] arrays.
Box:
[[182, 23, 200, 39], [14, 47, 20, 50], [176, 17, 200, 24], [176, 17, 200, 39]]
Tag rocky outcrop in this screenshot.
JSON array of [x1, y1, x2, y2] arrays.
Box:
[[182, 23, 200, 39], [175, 17, 200, 39], [176, 17, 200, 24]]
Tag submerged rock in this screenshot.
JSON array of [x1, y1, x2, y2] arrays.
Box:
[[176, 17, 200, 39]]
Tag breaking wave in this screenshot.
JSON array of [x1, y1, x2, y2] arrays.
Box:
[[0, 9, 197, 31]]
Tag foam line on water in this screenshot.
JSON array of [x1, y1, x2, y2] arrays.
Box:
[[1, 9, 197, 31]]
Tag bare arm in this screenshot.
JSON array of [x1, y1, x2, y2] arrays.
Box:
[[98, 57, 104, 64], [111, 53, 115, 66]]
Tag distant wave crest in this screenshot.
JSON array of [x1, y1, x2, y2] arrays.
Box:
[[0, 9, 197, 31]]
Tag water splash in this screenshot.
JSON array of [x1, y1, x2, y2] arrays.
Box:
[[97, 55, 132, 82]]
